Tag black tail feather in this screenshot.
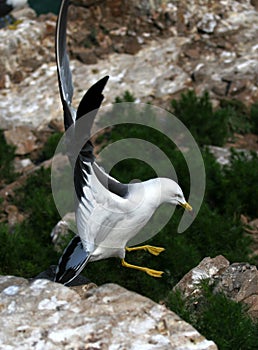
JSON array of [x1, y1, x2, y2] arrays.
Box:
[[54, 235, 90, 285]]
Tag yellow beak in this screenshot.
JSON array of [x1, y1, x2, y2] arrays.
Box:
[[179, 202, 193, 211]]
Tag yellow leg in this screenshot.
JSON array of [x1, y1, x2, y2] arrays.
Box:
[[121, 259, 164, 278], [8, 20, 23, 30], [126, 245, 165, 256]]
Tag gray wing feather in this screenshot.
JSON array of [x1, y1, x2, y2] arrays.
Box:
[[56, 0, 75, 130]]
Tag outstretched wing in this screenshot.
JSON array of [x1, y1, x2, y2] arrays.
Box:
[[55, 1, 111, 284], [56, 0, 75, 130]]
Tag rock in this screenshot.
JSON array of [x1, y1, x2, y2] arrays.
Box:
[[50, 212, 76, 252], [0, 15, 52, 88], [0, 63, 62, 129], [214, 263, 258, 320], [4, 126, 38, 155], [197, 13, 218, 34], [251, 0, 258, 11], [73, 48, 98, 64], [174, 256, 230, 298], [206, 146, 233, 165], [0, 276, 218, 349], [0, 0, 258, 131], [123, 36, 141, 54], [14, 157, 34, 173], [5, 205, 25, 227], [207, 146, 258, 165], [174, 256, 258, 320], [0, 35, 190, 129]]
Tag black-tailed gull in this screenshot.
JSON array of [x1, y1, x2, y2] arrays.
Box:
[[54, 0, 192, 285]]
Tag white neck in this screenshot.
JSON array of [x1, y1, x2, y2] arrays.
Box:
[[142, 177, 180, 208]]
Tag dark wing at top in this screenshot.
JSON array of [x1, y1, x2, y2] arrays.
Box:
[[54, 1, 112, 285], [73, 75, 109, 166], [56, 0, 74, 130], [56, 0, 109, 133]]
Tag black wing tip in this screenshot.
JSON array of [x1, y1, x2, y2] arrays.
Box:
[[87, 75, 109, 96], [76, 75, 110, 120], [102, 75, 110, 84]]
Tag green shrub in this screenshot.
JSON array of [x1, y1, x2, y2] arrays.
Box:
[[219, 98, 252, 135], [39, 132, 63, 161], [250, 102, 258, 134], [0, 167, 60, 277], [171, 90, 228, 146], [171, 91, 258, 146], [14, 167, 59, 231], [115, 91, 136, 103], [203, 149, 258, 219], [0, 222, 58, 277], [168, 282, 258, 350], [221, 150, 258, 218]]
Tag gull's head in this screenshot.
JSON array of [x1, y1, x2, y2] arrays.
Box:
[[163, 179, 192, 212]]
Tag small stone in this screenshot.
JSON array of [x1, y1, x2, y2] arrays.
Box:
[[74, 49, 98, 65], [5, 205, 25, 227], [4, 127, 37, 155], [197, 13, 217, 34], [14, 158, 34, 172], [123, 36, 141, 55], [229, 79, 247, 96], [50, 212, 76, 252]]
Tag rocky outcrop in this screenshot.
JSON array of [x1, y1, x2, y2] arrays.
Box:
[[207, 145, 258, 165], [0, 0, 257, 130], [174, 256, 258, 320], [0, 276, 218, 349]]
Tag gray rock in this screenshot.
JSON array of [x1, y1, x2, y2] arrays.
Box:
[[0, 0, 257, 131], [214, 263, 258, 320], [174, 256, 258, 320], [50, 212, 76, 252], [207, 146, 258, 166], [197, 13, 218, 34], [0, 276, 217, 350], [0, 276, 218, 349], [4, 126, 38, 155], [174, 255, 230, 298]]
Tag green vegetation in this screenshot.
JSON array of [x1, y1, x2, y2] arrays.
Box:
[[0, 90, 258, 348], [39, 132, 63, 162], [84, 28, 99, 48], [0, 167, 59, 277], [168, 282, 258, 350], [250, 102, 258, 134], [28, 0, 61, 15], [171, 90, 228, 146], [171, 90, 258, 146]]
